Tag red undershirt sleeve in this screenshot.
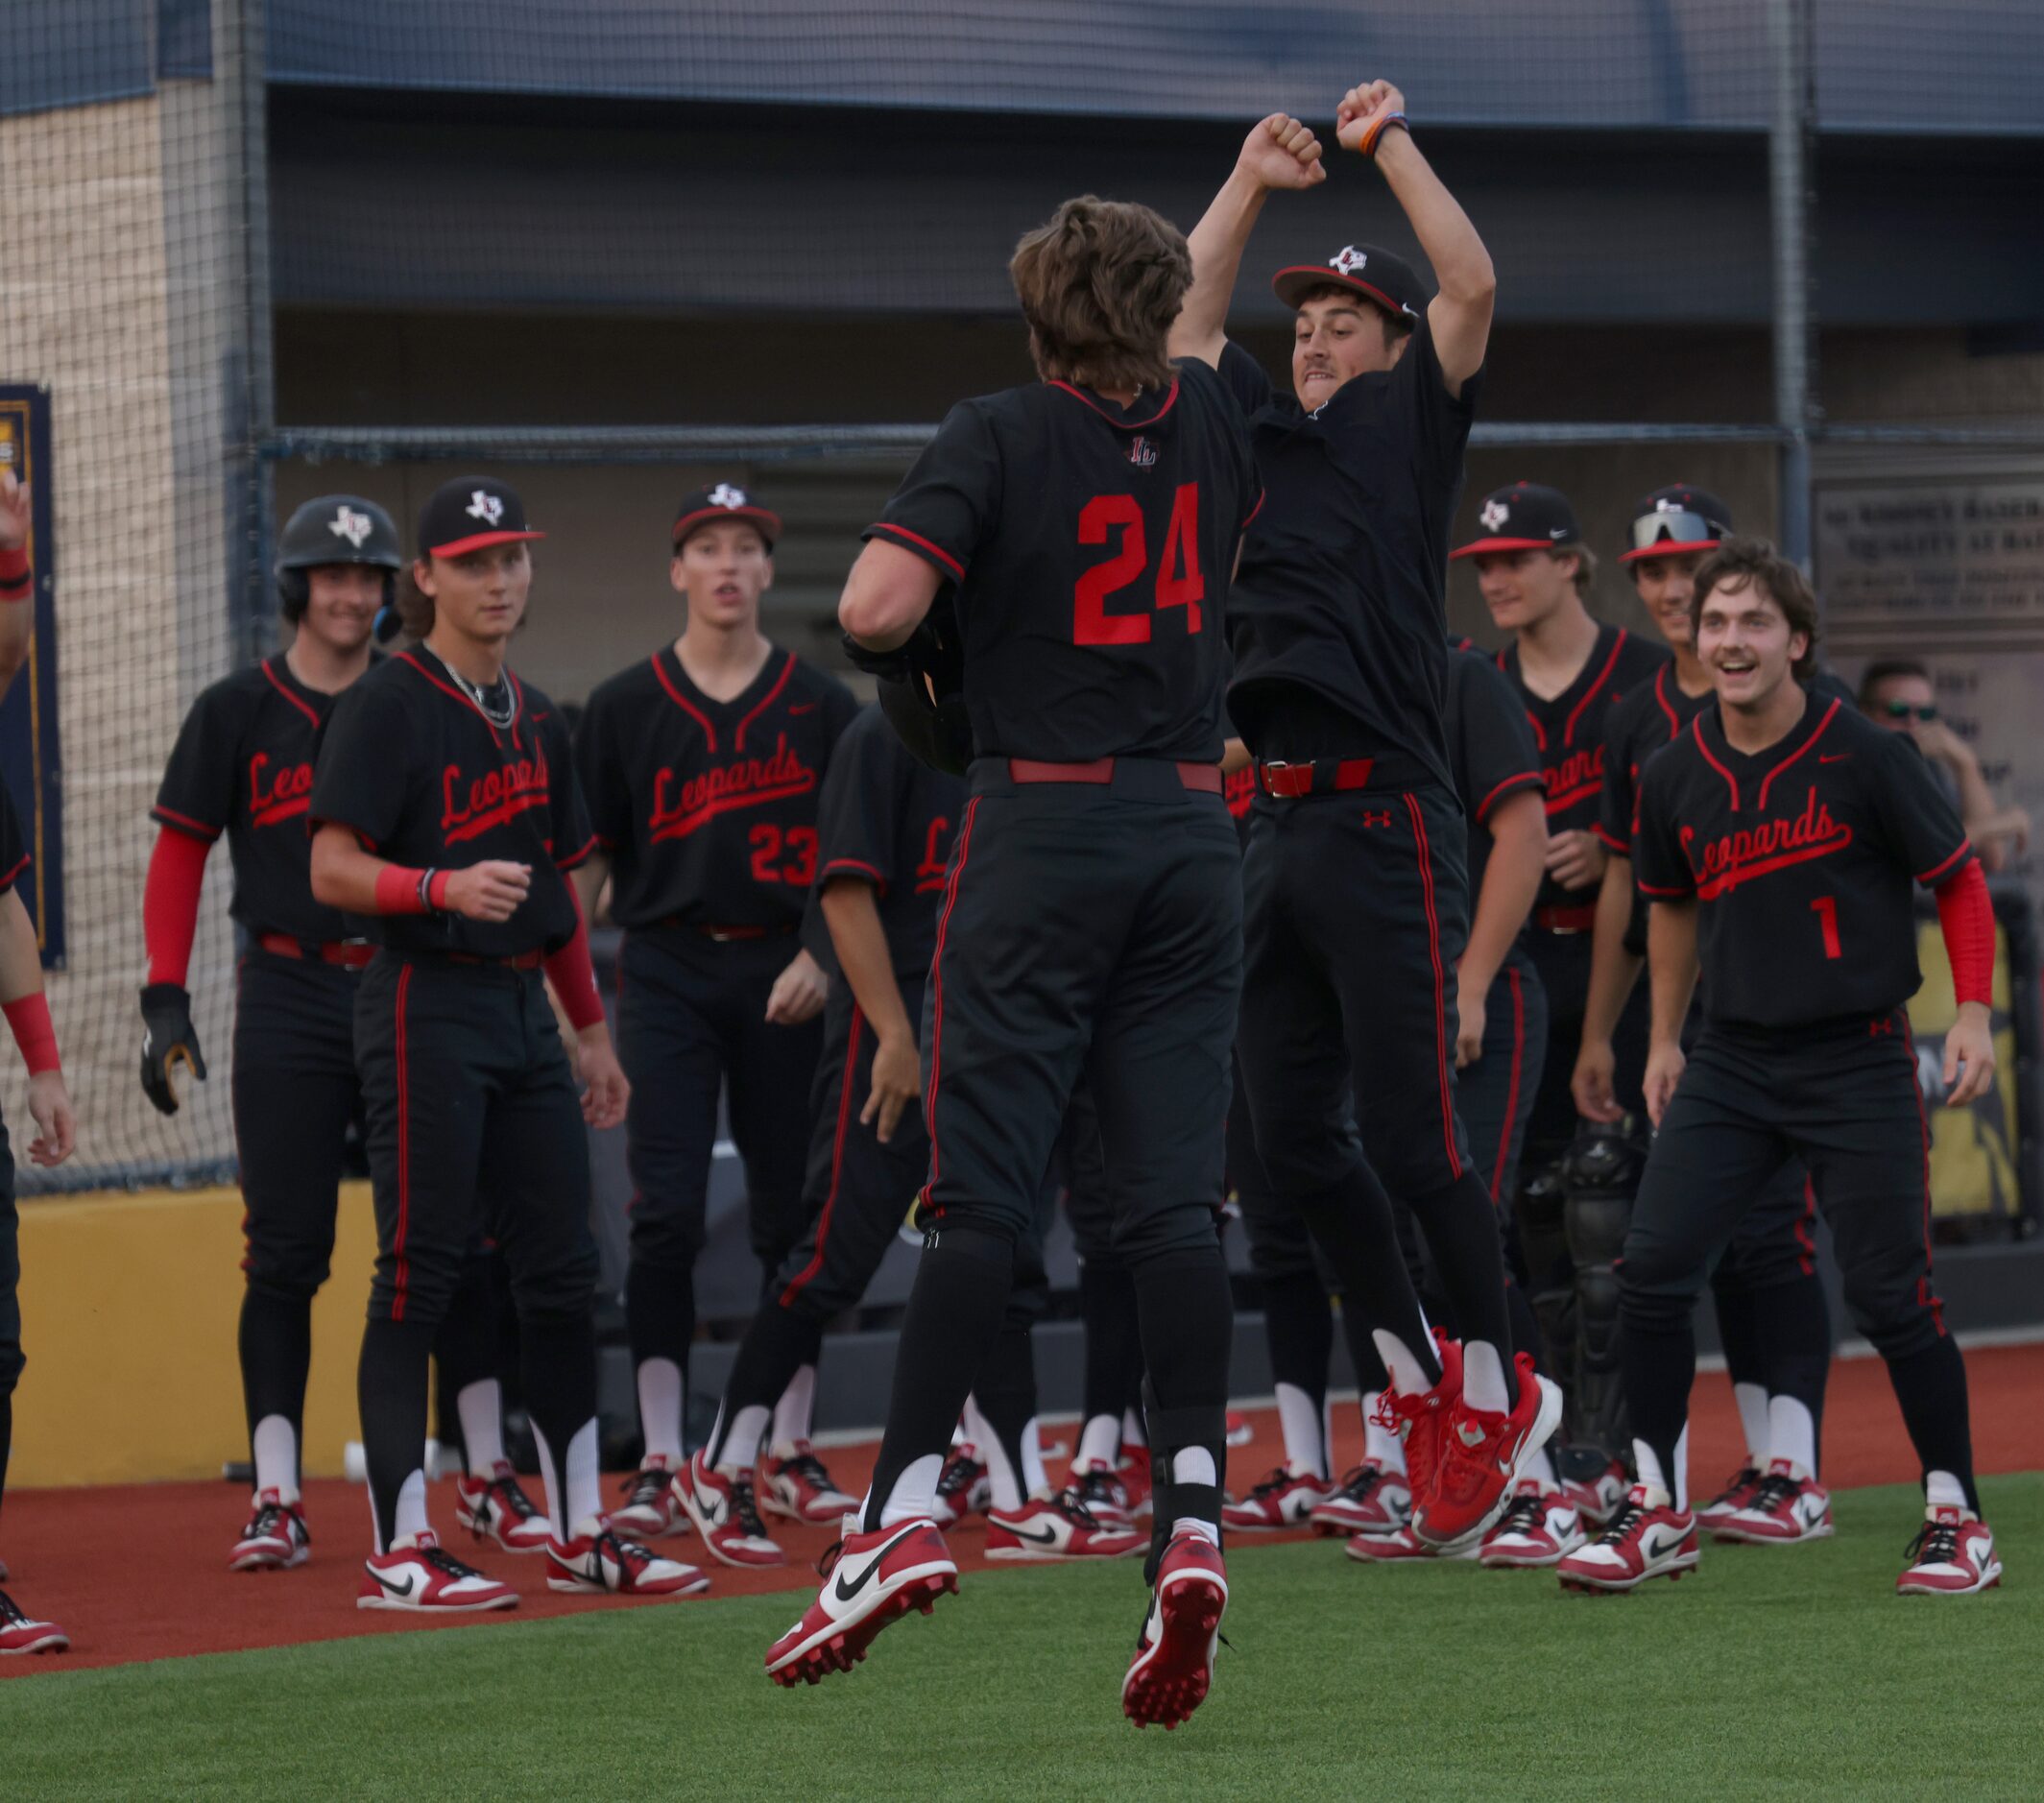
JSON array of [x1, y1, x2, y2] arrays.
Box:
[[1933, 855, 1994, 1008], [143, 824, 212, 987], [543, 876, 606, 1032]]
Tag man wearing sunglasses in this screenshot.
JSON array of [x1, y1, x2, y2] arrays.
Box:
[[1859, 661, 2029, 874]]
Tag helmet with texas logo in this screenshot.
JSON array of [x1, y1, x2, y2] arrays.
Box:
[[275, 495, 403, 626]]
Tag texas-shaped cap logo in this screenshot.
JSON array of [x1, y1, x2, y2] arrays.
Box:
[[1330, 246, 1368, 276], [466, 490, 504, 525], [1479, 497, 1509, 533], [709, 483, 749, 510], [328, 505, 372, 548]]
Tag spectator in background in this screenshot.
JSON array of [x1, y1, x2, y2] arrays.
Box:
[[1859, 660, 2030, 874]]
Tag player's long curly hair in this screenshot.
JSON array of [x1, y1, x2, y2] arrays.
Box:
[[1689, 536, 1820, 679], [1010, 197, 1191, 396]]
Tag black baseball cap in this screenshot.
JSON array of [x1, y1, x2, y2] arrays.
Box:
[[1271, 243, 1427, 323], [1451, 482, 1581, 561], [417, 476, 545, 560], [1622, 484, 1734, 564], [673, 482, 782, 551]]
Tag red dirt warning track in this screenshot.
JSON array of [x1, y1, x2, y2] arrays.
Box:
[[4, 1343, 2038, 1677]]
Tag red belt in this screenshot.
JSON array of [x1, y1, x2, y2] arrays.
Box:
[[446, 948, 546, 972], [1007, 757, 1222, 795], [1255, 757, 1377, 800], [257, 932, 374, 970], [1534, 904, 1599, 934]]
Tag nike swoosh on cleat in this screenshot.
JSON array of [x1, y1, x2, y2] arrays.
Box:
[[373, 1571, 417, 1599], [832, 1526, 924, 1604], [1640, 1527, 1685, 1559], [1005, 1523, 1063, 1546]]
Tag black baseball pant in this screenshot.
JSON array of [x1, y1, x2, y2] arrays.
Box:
[[863, 759, 1242, 1549], [1235, 783, 1517, 1390], [0, 1118, 19, 1516], [1621, 1011, 1973, 1507], [352, 952, 601, 1547], [615, 926, 823, 1385]]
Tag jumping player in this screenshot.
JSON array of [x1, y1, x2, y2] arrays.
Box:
[[0, 552, 79, 1656], [142, 496, 544, 1571], [1174, 96, 1557, 1551], [309, 475, 704, 1609], [1558, 539, 2003, 1598], [573, 485, 858, 1531], [1573, 486, 1835, 1541], [765, 193, 1257, 1727]]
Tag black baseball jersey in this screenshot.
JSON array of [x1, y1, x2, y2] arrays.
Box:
[[865, 357, 1259, 764], [1220, 319, 1480, 789], [1497, 623, 1668, 912], [574, 645, 857, 931], [308, 650, 592, 957], [1447, 637, 1544, 903], [0, 778, 26, 897], [153, 656, 354, 943], [811, 703, 964, 980], [1634, 696, 1972, 1028]]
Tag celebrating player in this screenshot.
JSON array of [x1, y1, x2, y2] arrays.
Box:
[[143, 496, 542, 1572], [0, 470, 36, 692], [0, 647, 78, 1655], [1173, 94, 1557, 1552], [573, 485, 858, 1532], [309, 475, 704, 1609], [767, 193, 1258, 1727], [1558, 539, 2003, 1598], [1572, 487, 1835, 1541]]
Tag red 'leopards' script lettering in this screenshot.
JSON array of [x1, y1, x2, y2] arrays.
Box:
[[1681, 786, 1853, 899], [1544, 744, 1604, 814], [248, 753, 315, 829], [441, 738, 551, 844], [914, 815, 953, 894], [649, 734, 817, 843]]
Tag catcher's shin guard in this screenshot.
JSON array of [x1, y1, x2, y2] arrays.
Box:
[[1562, 1119, 1650, 1457]]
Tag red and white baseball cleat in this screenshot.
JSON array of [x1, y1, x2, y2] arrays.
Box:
[[612, 1455, 685, 1538], [680, 1450, 786, 1567], [985, 1491, 1144, 1561], [1220, 1465, 1332, 1532], [229, 1488, 310, 1572], [357, 1532, 517, 1613], [1122, 1531, 1228, 1730], [1311, 1462, 1412, 1538], [1896, 1507, 2001, 1597], [758, 1441, 858, 1527], [766, 1519, 958, 1686], [546, 1524, 710, 1597], [1556, 1486, 1699, 1593], [454, 1461, 554, 1553], [1479, 1481, 1586, 1569], [1713, 1460, 1833, 1545], [1118, 1444, 1155, 1518], [0, 1589, 68, 1655], [1067, 1458, 1137, 1525], [1374, 1335, 1463, 1519], [1224, 1410, 1253, 1448], [1419, 1354, 1561, 1547], [1557, 1455, 1631, 1527], [1344, 1525, 1478, 1564], [1694, 1463, 1766, 1536], [930, 1443, 991, 1528]]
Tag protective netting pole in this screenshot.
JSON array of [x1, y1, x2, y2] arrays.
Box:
[[1768, 0, 1816, 568]]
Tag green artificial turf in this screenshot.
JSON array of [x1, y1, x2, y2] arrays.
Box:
[[5, 1476, 2036, 1801]]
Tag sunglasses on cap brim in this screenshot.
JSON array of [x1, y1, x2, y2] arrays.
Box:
[[1623, 511, 1728, 560], [1879, 699, 1938, 723]]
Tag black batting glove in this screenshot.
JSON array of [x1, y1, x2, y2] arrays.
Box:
[[139, 982, 206, 1117]]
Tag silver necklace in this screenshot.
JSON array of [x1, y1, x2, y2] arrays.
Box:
[[428, 645, 515, 728]]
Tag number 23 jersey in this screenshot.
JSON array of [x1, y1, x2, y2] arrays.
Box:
[[574, 644, 858, 931]]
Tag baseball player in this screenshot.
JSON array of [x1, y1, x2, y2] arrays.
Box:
[[766, 192, 1257, 1728], [1574, 486, 1836, 1541], [143, 496, 543, 1573], [573, 485, 859, 1532], [0, 574, 79, 1656], [1174, 96, 1558, 1552], [308, 475, 704, 1609], [1558, 539, 2002, 1598], [0, 470, 34, 690], [1455, 481, 1666, 1507]]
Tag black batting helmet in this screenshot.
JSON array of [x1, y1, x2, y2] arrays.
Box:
[[276, 496, 403, 625]]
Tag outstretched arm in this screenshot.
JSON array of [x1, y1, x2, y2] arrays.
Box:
[[0, 471, 35, 700], [1335, 82, 1495, 394], [1167, 114, 1326, 370]]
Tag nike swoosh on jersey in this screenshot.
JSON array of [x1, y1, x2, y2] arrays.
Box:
[[831, 1525, 924, 1603], [789, 702, 817, 715], [1818, 753, 1851, 763]]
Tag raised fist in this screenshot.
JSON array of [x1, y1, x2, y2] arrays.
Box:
[[1335, 81, 1407, 154], [1237, 113, 1327, 191], [0, 471, 31, 550]]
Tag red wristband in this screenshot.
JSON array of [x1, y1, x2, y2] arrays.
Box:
[[427, 869, 451, 910], [4, 993, 60, 1074], [373, 863, 432, 916], [0, 544, 29, 601]]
